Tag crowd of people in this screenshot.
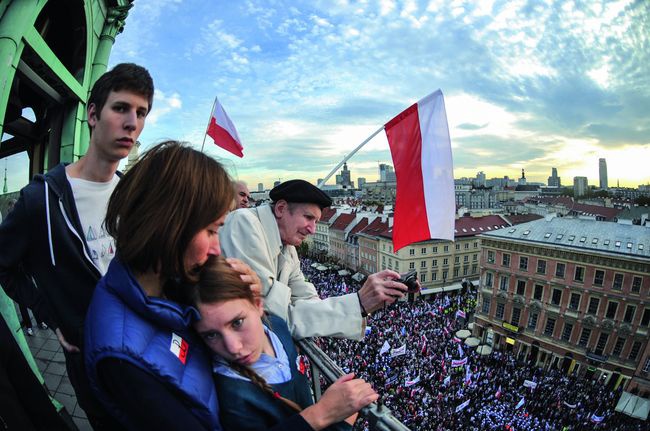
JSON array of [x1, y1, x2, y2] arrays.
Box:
[[300, 257, 649, 431]]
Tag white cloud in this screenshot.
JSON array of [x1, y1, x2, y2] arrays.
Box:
[[147, 90, 182, 125]]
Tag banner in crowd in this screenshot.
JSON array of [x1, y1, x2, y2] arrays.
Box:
[[365, 326, 372, 336], [385, 374, 399, 386], [523, 380, 538, 389], [405, 375, 421, 387], [391, 344, 407, 357], [443, 375, 451, 386], [456, 309, 466, 319], [380, 340, 391, 355], [590, 413, 604, 423], [455, 399, 470, 413], [452, 357, 467, 367], [563, 401, 577, 409], [515, 397, 525, 409]]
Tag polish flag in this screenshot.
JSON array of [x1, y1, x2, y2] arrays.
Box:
[[385, 90, 454, 251], [206, 97, 244, 158]]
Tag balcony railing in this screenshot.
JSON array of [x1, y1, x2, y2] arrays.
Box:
[[296, 338, 411, 431]]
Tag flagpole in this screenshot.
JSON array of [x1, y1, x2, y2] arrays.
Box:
[[316, 124, 385, 189], [201, 96, 218, 153]]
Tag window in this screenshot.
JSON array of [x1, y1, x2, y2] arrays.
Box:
[[487, 250, 495, 263], [544, 318, 556, 336], [578, 328, 591, 347], [594, 333, 609, 356], [632, 276, 642, 294], [454, 256, 460, 264], [421, 247, 427, 254], [536, 259, 547, 274], [642, 309, 650, 327], [569, 293, 580, 310], [511, 307, 521, 326], [534, 284, 544, 301], [555, 263, 566, 278], [432, 246, 438, 253], [473, 241, 478, 248], [431, 272, 437, 281], [527, 312, 538, 330], [442, 270, 448, 280], [421, 273, 427, 282], [499, 276, 509, 291], [472, 264, 477, 274], [606, 301, 619, 319], [624, 305, 636, 324], [463, 255, 469, 263], [473, 254, 478, 262], [496, 303, 505, 319], [613, 273, 624, 291], [629, 341, 642, 361], [443, 258, 449, 266], [432, 259, 438, 267], [455, 244, 460, 250], [516, 280, 526, 296], [453, 268, 459, 277], [485, 272, 493, 287], [409, 262, 415, 269], [519, 256, 528, 271], [482, 297, 491, 314], [409, 249, 415, 256], [643, 358, 650, 373], [463, 267, 468, 276], [612, 337, 626, 357], [593, 270, 605, 286], [502, 253, 511, 267], [551, 289, 562, 306], [588, 297, 600, 315], [464, 243, 469, 249], [444, 245, 449, 252], [574, 266, 585, 282], [420, 261, 426, 268], [561, 323, 573, 342]]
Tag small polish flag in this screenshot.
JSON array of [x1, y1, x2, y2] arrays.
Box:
[[206, 97, 243, 157], [385, 90, 454, 251]]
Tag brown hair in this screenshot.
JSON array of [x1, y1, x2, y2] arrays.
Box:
[[105, 141, 233, 282], [191, 256, 301, 413]]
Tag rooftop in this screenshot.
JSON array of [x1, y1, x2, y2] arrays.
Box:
[[481, 216, 650, 259]]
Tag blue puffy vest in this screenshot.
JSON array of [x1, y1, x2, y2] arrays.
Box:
[[85, 258, 221, 430]]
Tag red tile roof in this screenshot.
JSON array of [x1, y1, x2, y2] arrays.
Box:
[[330, 213, 356, 231]]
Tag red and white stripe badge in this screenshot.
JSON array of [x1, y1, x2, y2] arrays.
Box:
[[170, 333, 189, 364]]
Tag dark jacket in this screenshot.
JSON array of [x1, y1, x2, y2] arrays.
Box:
[[214, 315, 350, 431], [0, 163, 106, 346], [85, 257, 221, 430]]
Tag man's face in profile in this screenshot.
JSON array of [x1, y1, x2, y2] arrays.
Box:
[[235, 183, 251, 209]]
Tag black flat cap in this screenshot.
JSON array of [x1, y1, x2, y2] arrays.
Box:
[[270, 179, 332, 209]]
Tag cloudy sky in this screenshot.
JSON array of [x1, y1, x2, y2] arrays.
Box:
[[6, 0, 648, 192]]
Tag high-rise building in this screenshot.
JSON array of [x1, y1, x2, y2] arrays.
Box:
[[475, 171, 486, 187], [357, 177, 366, 189], [335, 162, 352, 187], [379, 163, 396, 182], [599, 158, 608, 189], [273, 180, 281, 188], [548, 168, 561, 187], [257, 183, 264, 192], [573, 176, 588, 197]]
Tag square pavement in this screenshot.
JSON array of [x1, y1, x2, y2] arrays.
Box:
[[23, 324, 92, 431]]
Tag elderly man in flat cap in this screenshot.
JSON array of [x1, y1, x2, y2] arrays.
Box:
[[219, 179, 408, 340]]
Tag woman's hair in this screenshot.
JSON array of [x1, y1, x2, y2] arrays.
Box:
[[192, 256, 301, 413], [105, 140, 233, 282]]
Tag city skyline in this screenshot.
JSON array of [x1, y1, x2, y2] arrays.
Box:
[[2, 0, 650, 192]]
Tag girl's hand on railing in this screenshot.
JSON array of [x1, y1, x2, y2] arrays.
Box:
[[300, 373, 378, 430]]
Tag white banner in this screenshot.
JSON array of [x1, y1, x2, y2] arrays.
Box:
[[523, 380, 538, 389], [452, 357, 467, 367], [380, 340, 391, 355], [405, 375, 421, 387], [390, 344, 407, 357], [455, 399, 470, 413]]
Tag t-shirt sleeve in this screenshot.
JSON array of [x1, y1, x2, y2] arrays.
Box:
[[97, 358, 210, 430]]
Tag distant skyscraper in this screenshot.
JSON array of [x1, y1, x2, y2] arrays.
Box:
[[475, 171, 486, 187], [547, 167, 561, 187], [599, 158, 608, 189], [574, 176, 588, 197], [357, 177, 366, 189], [273, 180, 281, 188], [379, 163, 396, 182], [257, 182, 263, 192], [336, 162, 352, 187]]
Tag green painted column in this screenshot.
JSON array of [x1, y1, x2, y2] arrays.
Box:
[[0, 1, 43, 136]]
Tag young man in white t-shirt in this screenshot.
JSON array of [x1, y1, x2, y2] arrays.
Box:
[[0, 63, 154, 430]]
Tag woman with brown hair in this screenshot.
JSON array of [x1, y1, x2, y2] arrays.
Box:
[[84, 141, 262, 430], [191, 255, 378, 431]]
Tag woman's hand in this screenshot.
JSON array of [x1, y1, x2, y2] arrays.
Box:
[[300, 373, 378, 430], [225, 257, 262, 295]]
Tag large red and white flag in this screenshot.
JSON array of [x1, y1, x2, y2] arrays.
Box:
[[385, 90, 454, 251], [206, 97, 244, 158]]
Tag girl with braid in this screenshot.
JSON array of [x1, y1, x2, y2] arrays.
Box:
[[191, 256, 378, 431]]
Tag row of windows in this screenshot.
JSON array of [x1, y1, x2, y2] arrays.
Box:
[[407, 241, 479, 255], [485, 251, 644, 293], [484, 274, 650, 326], [482, 298, 646, 361]]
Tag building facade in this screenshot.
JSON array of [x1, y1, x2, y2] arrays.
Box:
[[599, 158, 608, 189], [476, 217, 650, 395]]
